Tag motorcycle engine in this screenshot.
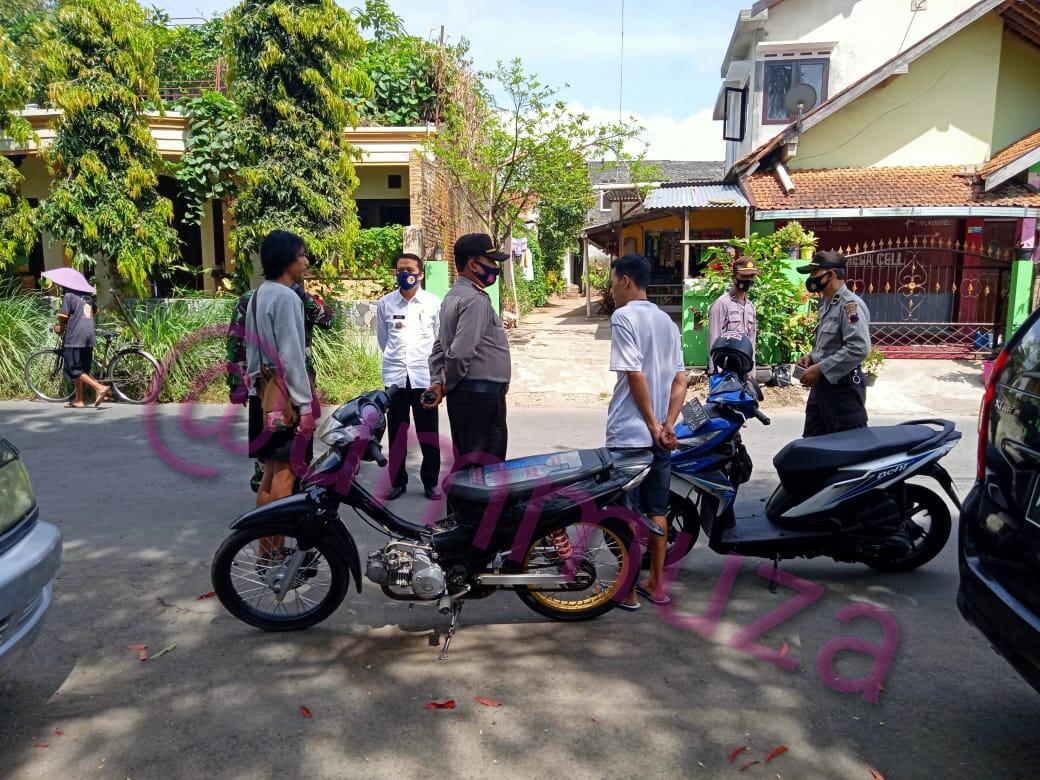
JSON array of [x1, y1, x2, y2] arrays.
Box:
[[366, 541, 445, 599]]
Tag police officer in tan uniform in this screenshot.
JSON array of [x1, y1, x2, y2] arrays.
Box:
[[796, 251, 871, 437]]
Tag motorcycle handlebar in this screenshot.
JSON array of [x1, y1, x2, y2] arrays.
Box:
[[753, 408, 771, 426]]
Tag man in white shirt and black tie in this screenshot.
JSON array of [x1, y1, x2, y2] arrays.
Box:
[[376, 253, 443, 500]]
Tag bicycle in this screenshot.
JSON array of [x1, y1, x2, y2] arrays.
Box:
[[24, 328, 162, 404]]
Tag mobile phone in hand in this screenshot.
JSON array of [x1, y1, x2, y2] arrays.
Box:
[[792, 364, 806, 380]]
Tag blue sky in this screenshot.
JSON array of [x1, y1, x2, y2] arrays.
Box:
[[155, 0, 748, 159]]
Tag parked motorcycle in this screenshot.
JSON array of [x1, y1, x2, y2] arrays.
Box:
[[660, 337, 962, 572], [211, 387, 656, 656]]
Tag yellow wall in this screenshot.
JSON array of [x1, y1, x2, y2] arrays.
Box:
[[619, 209, 746, 254], [354, 165, 409, 199], [792, 13, 1005, 169], [992, 31, 1040, 152]]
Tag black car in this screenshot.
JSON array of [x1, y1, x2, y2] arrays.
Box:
[[958, 308, 1040, 693]]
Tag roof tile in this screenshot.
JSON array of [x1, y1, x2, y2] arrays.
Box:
[[744, 165, 1040, 209], [979, 127, 1040, 178]]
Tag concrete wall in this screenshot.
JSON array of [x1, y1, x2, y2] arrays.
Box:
[[791, 13, 1005, 169], [354, 164, 410, 200], [992, 31, 1040, 152], [724, 0, 977, 170]]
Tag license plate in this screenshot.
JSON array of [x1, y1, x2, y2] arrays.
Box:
[[681, 398, 709, 432]]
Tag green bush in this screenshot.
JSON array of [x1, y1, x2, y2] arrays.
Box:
[[696, 229, 816, 363], [351, 225, 403, 293], [0, 284, 54, 398], [311, 320, 384, 404]]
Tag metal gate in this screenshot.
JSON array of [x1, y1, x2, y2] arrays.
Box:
[[840, 239, 1014, 358]]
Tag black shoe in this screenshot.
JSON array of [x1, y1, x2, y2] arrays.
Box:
[[424, 486, 443, 500], [386, 485, 406, 500]]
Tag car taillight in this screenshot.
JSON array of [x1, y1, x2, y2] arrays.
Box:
[[978, 349, 1010, 480]]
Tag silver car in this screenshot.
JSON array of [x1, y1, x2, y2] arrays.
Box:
[[0, 438, 61, 676]]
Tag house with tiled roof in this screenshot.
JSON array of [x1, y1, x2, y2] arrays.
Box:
[[582, 160, 747, 316], [718, 0, 1040, 355]]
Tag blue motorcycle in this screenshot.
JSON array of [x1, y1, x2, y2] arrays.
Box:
[[663, 367, 962, 572]]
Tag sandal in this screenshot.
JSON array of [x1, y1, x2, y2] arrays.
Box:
[[636, 584, 672, 605], [64, 401, 85, 409], [616, 601, 642, 612]]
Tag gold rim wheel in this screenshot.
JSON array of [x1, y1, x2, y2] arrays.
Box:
[[523, 522, 630, 613]]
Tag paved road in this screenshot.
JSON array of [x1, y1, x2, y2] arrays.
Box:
[[1, 401, 1036, 779]]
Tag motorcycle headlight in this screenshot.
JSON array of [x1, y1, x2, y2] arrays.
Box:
[[319, 417, 364, 449]]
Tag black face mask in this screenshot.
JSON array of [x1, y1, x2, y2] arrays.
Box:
[[806, 272, 832, 294], [735, 278, 753, 293]]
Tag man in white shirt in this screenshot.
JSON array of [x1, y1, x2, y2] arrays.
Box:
[[376, 253, 443, 500], [605, 254, 688, 609]]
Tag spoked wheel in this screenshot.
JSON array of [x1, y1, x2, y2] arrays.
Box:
[[211, 523, 349, 631], [108, 349, 162, 403], [24, 348, 73, 402], [864, 485, 952, 572], [641, 494, 701, 569], [514, 519, 635, 621]]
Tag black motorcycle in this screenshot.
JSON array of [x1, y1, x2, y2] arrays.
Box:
[[211, 387, 656, 656]]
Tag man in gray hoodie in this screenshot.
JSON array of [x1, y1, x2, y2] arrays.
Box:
[[246, 230, 315, 508]]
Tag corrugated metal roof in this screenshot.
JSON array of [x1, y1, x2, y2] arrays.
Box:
[[643, 183, 749, 209]]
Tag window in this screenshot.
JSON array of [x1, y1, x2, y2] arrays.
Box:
[[387, 174, 402, 189], [723, 86, 747, 142], [599, 191, 612, 212], [762, 57, 829, 124]]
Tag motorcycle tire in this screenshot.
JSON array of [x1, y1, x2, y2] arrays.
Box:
[[641, 495, 701, 570], [514, 518, 636, 622], [863, 485, 952, 572], [211, 522, 350, 631]]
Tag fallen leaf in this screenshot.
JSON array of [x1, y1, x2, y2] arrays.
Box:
[[195, 592, 216, 600], [729, 746, 750, 764], [779, 642, 789, 657], [590, 717, 598, 723], [126, 644, 147, 651], [425, 699, 456, 710], [740, 760, 760, 772], [869, 769, 885, 780], [300, 706, 313, 719], [764, 746, 788, 763], [151, 644, 177, 660], [138, 649, 149, 662], [474, 696, 501, 708], [54, 729, 64, 736], [33, 744, 48, 749]]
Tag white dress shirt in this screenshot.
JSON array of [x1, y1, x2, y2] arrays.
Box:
[[376, 287, 441, 388]]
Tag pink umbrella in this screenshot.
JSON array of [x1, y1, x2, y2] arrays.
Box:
[[41, 268, 96, 294]]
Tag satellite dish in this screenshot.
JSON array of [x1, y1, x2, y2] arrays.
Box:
[[783, 82, 819, 118]]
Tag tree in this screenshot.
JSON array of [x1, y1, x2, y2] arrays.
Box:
[[0, 29, 35, 270], [430, 59, 639, 249], [147, 11, 226, 102], [224, 0, 372, 289], [0, 0, 50, 46], [34, 0, 178, 296]]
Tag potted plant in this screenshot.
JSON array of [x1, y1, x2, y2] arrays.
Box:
[[773, 221, 818, 259], [862, 347, 885, 385]]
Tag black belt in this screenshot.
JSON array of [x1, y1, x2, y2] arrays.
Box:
[[455, 379, 509, 395]]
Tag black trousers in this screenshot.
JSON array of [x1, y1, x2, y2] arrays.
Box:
[[803, 368, 868, 437], [387, 380, 441, 489], [447, 389, 508, 465]]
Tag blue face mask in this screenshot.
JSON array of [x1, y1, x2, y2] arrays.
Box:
[[473, 260, 501, 287], [397, 271, 420, 291]]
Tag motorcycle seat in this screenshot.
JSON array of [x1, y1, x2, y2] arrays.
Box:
[[773, 425, 936, 483], [447, 448, 613, 504]]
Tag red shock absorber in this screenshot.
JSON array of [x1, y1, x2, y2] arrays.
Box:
[[548, 528, 573, 560]]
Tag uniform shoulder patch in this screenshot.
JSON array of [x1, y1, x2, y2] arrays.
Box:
[[844, 302, 859, 324]]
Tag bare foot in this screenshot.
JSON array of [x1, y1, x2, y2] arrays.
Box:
[[93, 387, 111, 407]]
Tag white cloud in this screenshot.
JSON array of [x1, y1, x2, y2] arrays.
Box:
[[571, 103, 725, 161]]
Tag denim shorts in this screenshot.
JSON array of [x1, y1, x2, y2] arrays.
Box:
[[615, 446, 672, 518]]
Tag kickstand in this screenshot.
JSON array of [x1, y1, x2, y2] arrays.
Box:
[[768, 555, 780, 594], [438, 601, 464, 661]]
